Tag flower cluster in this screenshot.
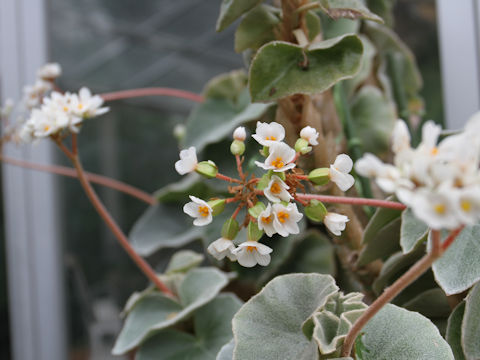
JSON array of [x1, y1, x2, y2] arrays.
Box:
[[175, 122, 355, 267], [356, 116, 480, 229]]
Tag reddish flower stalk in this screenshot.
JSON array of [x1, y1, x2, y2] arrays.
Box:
[[216, 173, 242, 183], [100, 87, 204, 103], [296, 193, 406, 210]]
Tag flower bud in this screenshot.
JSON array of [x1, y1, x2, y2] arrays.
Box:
[[233, 126, 246, 141], [308, 168, 330, 185], [247, 221, 264, 241], [196, 160, 218, 178], [207, 199, 226, 216], [248, 202, 266, 218], [230, 139, 245, 155], [221, 218, 240, 240], [173, 124, 186, 141], [304, 200, 327, 222], [294, 138, 312, 154]]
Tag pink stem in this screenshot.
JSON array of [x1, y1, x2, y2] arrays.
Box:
[[100, 88, 204, 103], [296, 193, 406, 210]]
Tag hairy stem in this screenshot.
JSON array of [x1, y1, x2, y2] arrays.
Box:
[[100, 87, 204, 103], [296, 193, 406, 210]]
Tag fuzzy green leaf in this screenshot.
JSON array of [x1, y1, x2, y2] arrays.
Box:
[[355, 304, 454, 359], [203, 69, 248, 103], [165, 250, 204, 274], [137, 294, 242, 360], [430, 225, 480, 295], [319, 0, 384, 23], [249, 34, 363, 102], [216, 0, 263, 32], [344, 35, 375, 95], [113, 268, 230, 355], [400, 208, 428, 254], [446, 302, 467, 360], [232, 273, 339, 360], [217, 340, 235, 360], [402, 288, 451, 319], [463, 282, 480, 359]]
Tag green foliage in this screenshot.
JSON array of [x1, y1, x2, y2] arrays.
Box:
[[446, 302, 466, 360], [203, 70, 248, 103], [318, 0, 384, 23], [249, 34, 364, 102], [355, 304, 454, 359], [136, 294, 242, 360], [165, 250, 204, 274], [113, 267, 230, 355], [217, 340, 235, 360], [216, 0, 263, 32], [232, 274, 339, 360], [430, 225, 480, 295], [400, 208, 428, 254], [463, 282, 480, 359]]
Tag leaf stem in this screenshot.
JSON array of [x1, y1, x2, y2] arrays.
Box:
[[57, 141, 174, 297], [296, 193, 406, 210], [341, 228, 463, 356], [100, 87, 204, 103]]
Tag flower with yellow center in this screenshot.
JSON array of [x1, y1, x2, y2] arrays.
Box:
[[252, 121, 285, 146], [264, 175, 292, 203], [255, 142, 296, 173], [257, 204, 276, 237], [183, 195, 213, 226], [232, 241, 272, 267], [411, 188, 459, 230], [272, 203, 303, 237], [452, 186, 480, 225]]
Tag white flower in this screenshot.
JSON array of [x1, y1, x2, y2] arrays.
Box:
[[255, 142, 296, 172], [264, 175, 292, 203], [37, 63, 62, 80], [257, 204, 276, 237], [451, 186, 480, 225], [300, 126, 319, 145], [175, 147, 198, 175], [272, 203, 303, 237], [70, 87, 109, 118], [232, 241, 272, 267], [329, 154, 355, 191], [391, 120, 411, 154], [1, 98, 14, 118], [183, 195, 213, 226], [252, 121, 285, 146], [324, 212, 349, 236], [233, 126, 246, 141], [22, 80, 52, 109], [207, 238, 237, 261], [411, 188, 459, 230]]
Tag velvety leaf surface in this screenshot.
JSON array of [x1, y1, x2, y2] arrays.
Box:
[[318, 0, 383, 23], [232, 273, 339, 360], [446, 302, 466, 360], [165, 250, 204, 274], [113, 268, 230, 355], [430, 225, 480, 295], [362, 198, 401, 245], [129, 203, 203, 256], [249, 34, 363, 102], [203, 70, 248, 103], [402, 288, 451, 319], [137, 294, 242, 360], [234, 5, 279, 53], [463, 282, 480, 359], [216, 340, 235, 360], [216, 0, 263, 32], [400, 208, 428, 254], [355, 304, 454, 360], [344, 35, 375, 95]]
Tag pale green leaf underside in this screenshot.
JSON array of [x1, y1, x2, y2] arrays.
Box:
[[232, 273, 339, 360], [431, 225, 480, 295], [113, 268, 229, 355], [217, 340, 235, 360], [446, 302, 466, 360], [249, 34, 363, 102], [400, 208, 428, 254], [216, 0, 263, 32], [356, 304, 454, 360], [463, 282, 480, 359], [137, 294, 242, 360]]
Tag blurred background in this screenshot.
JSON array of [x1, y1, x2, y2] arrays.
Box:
[[0, 0, 479, 359]]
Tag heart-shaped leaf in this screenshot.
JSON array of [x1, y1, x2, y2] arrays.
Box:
[[216, 0, 264, 32], [463, 282, 480, 359], [232, 273, 339, 360], [446, 302, 467, 360], [400, 208, 428, 254], [355, 304, 454, 359], [430, 225, 480, 295], [249, 34, 363, 102], [137, 294, 242, 360], [113, 267, 230, 355]]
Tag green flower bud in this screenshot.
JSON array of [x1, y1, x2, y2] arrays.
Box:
[[221, 218, 240, 240], [207, 199, 226, 216], [304, 200, 327, 222], [230, 140, 245, 156], [294, 138, 312, 154], [248, 202, 266, 218], [268, 170, 286, 181], [196, 160, 218, 178], [308, 168, 330, 185], [247, 221, 263, 241], [256, 173, 271, 190]]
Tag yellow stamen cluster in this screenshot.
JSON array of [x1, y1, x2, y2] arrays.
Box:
[[262, 215, 272, 224], [198, 206, 210, 217], [272, 157, 284, 169], [461, 200, 472, 212], [270, 182, 281, 194], [434, 204, 446, 215], [277, 211, 289, 223]]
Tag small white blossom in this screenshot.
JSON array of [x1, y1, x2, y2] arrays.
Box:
[[233, 126, 246, 141], [175, 147, 198, 175], [329, 154, 355, 191], [264, 175, 292, 203], [411, 188, 459, 230], [37, 63, 62, 80], [183, 195, 213, 226], [70, 87, 109, 118], [452, 186, 480, 225], [257, 203, 276, 237], [255, 142, 296, 172], [324, 212, 349, 236], [207, 238, 237, 261], [252, 121, 285, 146], [391, 120, 411, 154], [232, 241, 272, 267], [272, 203, 303, 237], [300, 126, 319, 145], [1, 99, 14, 118], [22, 80, 52, 109]]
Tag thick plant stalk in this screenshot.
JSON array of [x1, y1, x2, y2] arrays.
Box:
[[341, 229, 462, 356]]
